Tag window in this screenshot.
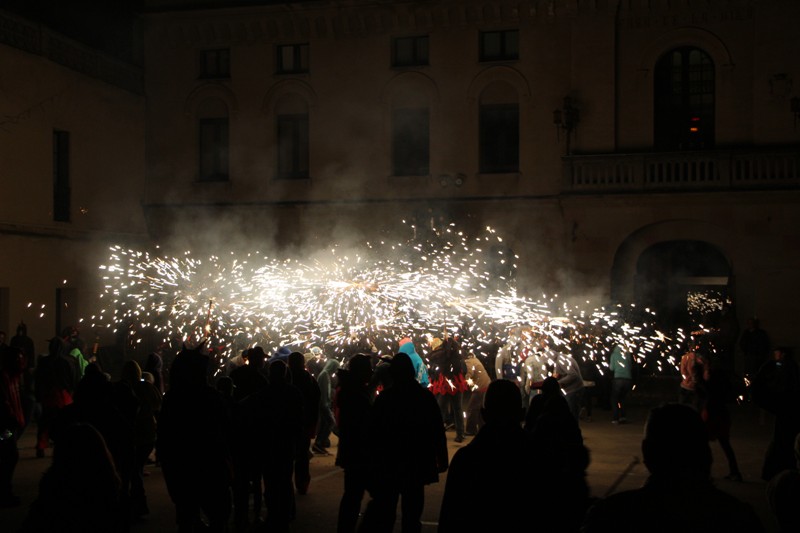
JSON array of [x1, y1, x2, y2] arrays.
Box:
[[199, 49, 230, 79], [392, 36, 429, 67], [53, 130, 70, 222], [654, 47, 715, 151], [480, 104, 519, 173], [392, 108, 429, 176], [479, 30, 519, 62], [199, 118, 229, 181], [277, 44, 309, 74], [277, 113, 309, 179]]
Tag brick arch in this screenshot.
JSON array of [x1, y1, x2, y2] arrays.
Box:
[[380, 71, 440, 106], [610, 219, 736, 304], [466, 65, 531, 104], [638, 27, 734, 73], [261, 79, 318, 116], [184, 82, 238, 116]]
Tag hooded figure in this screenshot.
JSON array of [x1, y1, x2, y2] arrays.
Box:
[[398, 338, 429, 387]]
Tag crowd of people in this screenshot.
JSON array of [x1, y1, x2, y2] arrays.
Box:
[[0, 317, 798, 532]]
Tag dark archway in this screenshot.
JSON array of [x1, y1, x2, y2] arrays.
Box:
[[635, 240, 731, 331]]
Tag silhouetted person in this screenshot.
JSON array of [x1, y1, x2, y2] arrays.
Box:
[[701, 355, 742, 481], [679, 341, 708, 410], [20, 423, 124, 533], [554, 353, 586, 421], [751, 347, 800, 481], [314, 357, 340, 454], [740, 317, 770, 378], [582, 403, 764, 532], [33, 338, 74, 458], [0, 345, 25, 507], [463, 351, 491, 435], [232, 379, 268, 533], [334, 354, 374, 533], [709, 301, 740, 372], [358, 352, 448, 533], [9, 322, 35, 433], [609, 345, 633, 424], [252, 359, 303, 531], [53, 363, 137, 524], [143, 346, 166, 395], [229, 346, 268, 402], [438, 379, 534, 532], [157, 345, 232, 533], [288, 351, 321, 495], [766, 432, 800, 533], [526, 376, 590, 532], [120, 360, 162, 518], [428, 336, 468, 443]]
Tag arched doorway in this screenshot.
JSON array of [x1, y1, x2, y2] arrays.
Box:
[[635, 240, 732, 332]]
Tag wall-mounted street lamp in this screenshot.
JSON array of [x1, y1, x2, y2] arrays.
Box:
[[553, 96, 580, 155]]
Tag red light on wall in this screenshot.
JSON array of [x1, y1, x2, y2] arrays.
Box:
[[691, 117, 700, 122]]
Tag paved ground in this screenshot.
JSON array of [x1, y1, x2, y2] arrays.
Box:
[[0, 384, 782, 532]]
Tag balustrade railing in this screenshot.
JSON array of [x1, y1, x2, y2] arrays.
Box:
[[564, 149, 800, 192]]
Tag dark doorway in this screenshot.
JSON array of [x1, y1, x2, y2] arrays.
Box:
[[634, 240, 731, 332]]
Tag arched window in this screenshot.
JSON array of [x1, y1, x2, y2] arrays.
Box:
[[479, 81, 518, 173], [275, 93, 309, 180], [654, 47, 715, 151], [197, 97, 229, 181]]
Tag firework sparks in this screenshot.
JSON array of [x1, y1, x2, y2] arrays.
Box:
[[93, 222, 681, 374]]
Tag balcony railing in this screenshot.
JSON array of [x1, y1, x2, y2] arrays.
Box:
[[563, 148, 800, 193]]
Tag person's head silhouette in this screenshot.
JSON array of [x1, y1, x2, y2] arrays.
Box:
[[390, 352, 415, 384], [642, 403, 712, 479], [482, 379, 524, 426]]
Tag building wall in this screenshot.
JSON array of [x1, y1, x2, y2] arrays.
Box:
[[136, 0, 800, 352], [0, 11, 148, 346]]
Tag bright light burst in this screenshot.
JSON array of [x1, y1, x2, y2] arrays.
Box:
[[94, 222, 684, 373]]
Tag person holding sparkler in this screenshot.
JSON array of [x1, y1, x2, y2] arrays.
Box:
[[554, 352, 586, 421], [679, 338, 709, 411], [428, 336, 468, 443], [314, 357, 340, 455], [610, 345, 634, 424], [463, 351, 491, 436]]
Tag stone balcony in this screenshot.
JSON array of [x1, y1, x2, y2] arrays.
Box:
[[562, 147, 800, 193]]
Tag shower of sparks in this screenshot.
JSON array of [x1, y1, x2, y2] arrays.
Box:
[[687, 289, 725, 322], [93, 222, 687, 374]]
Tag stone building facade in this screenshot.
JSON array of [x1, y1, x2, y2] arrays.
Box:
[[2, 0, 799, 363]]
